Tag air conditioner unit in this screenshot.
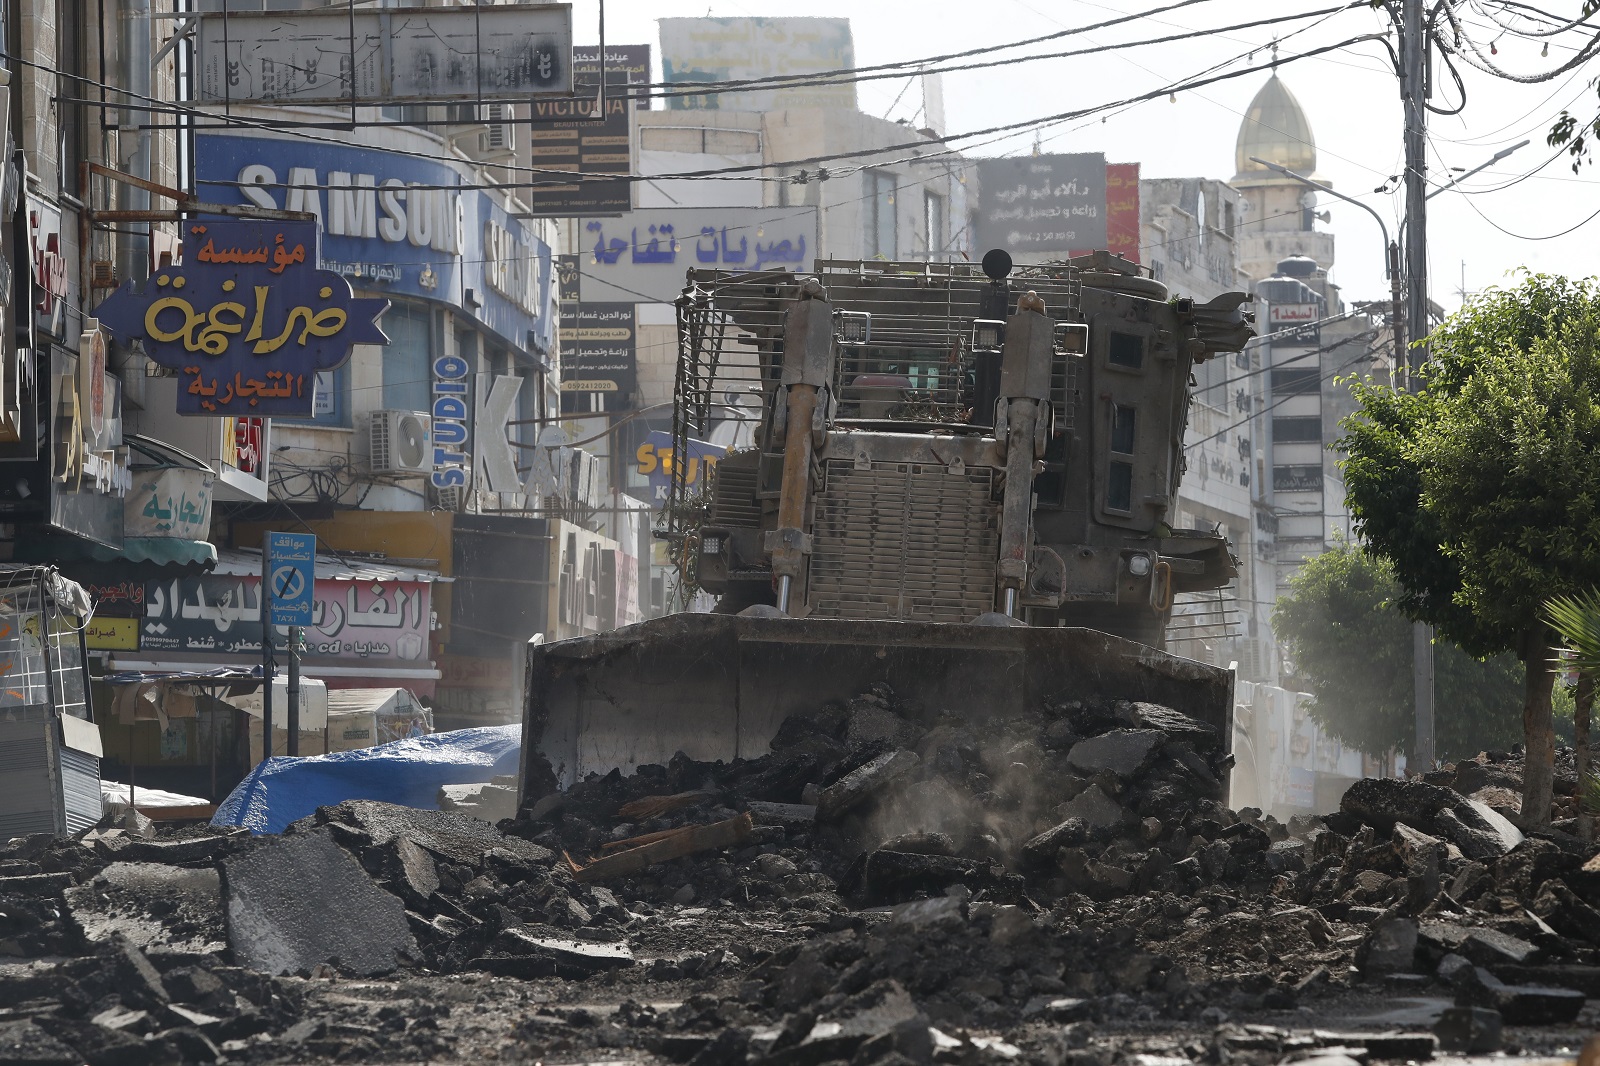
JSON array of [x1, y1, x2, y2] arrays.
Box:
[[432, 483, 468, 512], [369, 410, 431, 475], [480, 102, 516, 154]]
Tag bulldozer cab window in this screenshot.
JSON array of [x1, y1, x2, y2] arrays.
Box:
[[1107, 332, 1145, 370], [1107, 404, 1137, 514], [836, 347, 959, 422]]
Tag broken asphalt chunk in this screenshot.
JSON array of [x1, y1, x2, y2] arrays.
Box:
[[1065, 729, 1165, 778], [65, 863, 226, 958], [816, 750, 919, 821], [1456, 964, 1587, 1024], [222, 829, 417, 976]]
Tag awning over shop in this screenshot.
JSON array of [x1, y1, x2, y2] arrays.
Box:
[[88, 537, 218, 567], [13, 532, 217, 572], [222, 678, 331, 730], [328, 687, 423, 719]]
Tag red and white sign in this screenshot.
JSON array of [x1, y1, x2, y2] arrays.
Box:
[[28, 197, 67, 333]]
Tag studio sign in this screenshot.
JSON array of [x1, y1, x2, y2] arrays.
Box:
[[93, 219, 390, 416]]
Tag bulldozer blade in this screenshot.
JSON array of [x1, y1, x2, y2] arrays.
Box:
[[521, 614, 1233, 807]]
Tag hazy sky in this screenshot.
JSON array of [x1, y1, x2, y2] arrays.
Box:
[[579, 0, 1600, 313]]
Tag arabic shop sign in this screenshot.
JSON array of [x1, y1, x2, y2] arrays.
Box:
[[195, 132, 558, 361], [94, 219, 390, 417], [974, 153, 1107, 254], [85, 616, 139, 652], [125, 466, 215, 539], [559, 303, 635, 407], [1267, 302, 1322, 347], [142, 574, 431, 662], [578, 206, 818, 304]]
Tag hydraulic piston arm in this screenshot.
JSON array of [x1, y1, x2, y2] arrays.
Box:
[[995, 293, 1054, 617], [765, 279, 836, 614]]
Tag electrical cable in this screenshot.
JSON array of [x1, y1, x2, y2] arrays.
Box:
[[1184, 333, 1386, 450], [1434, 0, 1600, 84], [18, 31, 1391, 194], [622, 0, 1230, 93], [1456, 187, 1600, 237], [640, 3, 1372, 103]]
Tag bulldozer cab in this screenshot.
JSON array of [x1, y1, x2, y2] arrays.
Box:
[[668, 252, 1253, 645]]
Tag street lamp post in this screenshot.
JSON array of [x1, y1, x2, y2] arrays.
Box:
[[1248, 157, 1405, 380]]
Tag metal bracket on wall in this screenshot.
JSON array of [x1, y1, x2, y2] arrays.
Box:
[[78, 160, 315, 297]]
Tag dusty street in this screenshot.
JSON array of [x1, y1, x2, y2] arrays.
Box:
[[3, 690, 1597, 1065]]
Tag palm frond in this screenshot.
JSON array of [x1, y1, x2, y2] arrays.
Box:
[[1546, 590, 1600, 676]]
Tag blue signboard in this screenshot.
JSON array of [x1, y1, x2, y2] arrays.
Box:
[[265, 531, 316, 627], [633, 429, 726, 506], [193, 132, 559, 362], [93, 219, 390, 416]]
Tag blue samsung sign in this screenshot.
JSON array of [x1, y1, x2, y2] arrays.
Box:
[[194, 132, 558, 364]]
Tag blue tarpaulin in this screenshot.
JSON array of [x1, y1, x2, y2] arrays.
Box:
[[213, 725, 522, 834]]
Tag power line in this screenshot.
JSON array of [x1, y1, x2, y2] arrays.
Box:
[[22, 31, 1389, 197], [1456, 188, 1600, 237], [1185, 332, 1385, 451], [637, 3, 1369, 103], [625, 0, 1228, 94]]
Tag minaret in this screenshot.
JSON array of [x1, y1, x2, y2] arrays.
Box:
[[1231, 63, 1336, 289]]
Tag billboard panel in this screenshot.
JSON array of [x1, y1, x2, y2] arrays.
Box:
[[196, 5, 573, 106], [577, 206, 817, 304], [975, 153, 1107, 255], [527, 73, 634, 216], [660, 17, 855, 111], [1268, 303, 1322, 347], [195, 132, 558, 359], [559, 303, 636, 410], [574, 44, 652, 108]]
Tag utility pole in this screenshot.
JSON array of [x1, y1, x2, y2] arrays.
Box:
[[1402, 0, 1436, 772]]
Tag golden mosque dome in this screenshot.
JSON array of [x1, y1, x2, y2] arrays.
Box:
[[1233, 73, 1319, 182]]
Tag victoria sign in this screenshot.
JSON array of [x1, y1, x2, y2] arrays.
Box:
[[93, 219, 390, 416]]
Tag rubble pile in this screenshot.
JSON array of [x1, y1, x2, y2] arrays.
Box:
[[524, 687, 1242, 907], [0, 687, 1595, 1064]]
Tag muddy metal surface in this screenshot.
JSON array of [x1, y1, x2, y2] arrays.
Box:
[[1, 688, 1597, 1065]]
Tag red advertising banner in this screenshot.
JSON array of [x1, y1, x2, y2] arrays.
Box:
[[1104, 163, 1141, 264], [1069, 162, 1140, 264]]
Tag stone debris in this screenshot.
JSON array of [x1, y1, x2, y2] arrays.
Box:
[[222, 829, 418, 977], [0, 689, 1592, 1064]]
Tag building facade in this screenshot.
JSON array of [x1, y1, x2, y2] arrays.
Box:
[[0, 0, 657, 805]]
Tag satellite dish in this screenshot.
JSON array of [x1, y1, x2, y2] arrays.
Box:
[[396, 414, 428, 469], [981, 249, 1013, 281]]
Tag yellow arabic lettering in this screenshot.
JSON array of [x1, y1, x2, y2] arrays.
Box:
[[245, 286, 270, 343], [147, 297, 208, 348], [196, 300, 246, 355], [252, 305, 348, 355], [149, 297, 248, 355]]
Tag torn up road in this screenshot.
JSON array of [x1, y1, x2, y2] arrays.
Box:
[[1, 686, 1597, 1065]]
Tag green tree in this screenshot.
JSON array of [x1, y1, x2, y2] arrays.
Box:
[[1341, 274, 1600, 824], [1274, 542, 1523, 763]]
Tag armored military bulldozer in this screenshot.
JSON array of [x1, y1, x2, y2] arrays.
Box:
[[521, 251, 1254, 798]]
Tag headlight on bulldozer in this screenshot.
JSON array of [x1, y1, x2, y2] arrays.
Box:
[[701, 535, 724, 555], [1127, 554, 1152, 577], [971, 319, 1005, 353], [834, 310, 872, 346]]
